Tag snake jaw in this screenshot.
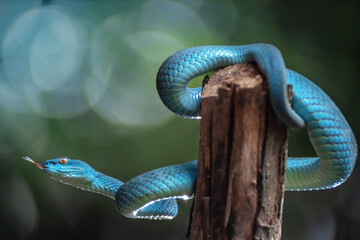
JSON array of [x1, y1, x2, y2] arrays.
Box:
[[22, 156, 45, 170]]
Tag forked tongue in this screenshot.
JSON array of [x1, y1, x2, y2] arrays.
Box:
[[22, 156, 45, 170]]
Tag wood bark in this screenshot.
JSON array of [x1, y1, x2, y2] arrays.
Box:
[[187, 63, 288, 240]]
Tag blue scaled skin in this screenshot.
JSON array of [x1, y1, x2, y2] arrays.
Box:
[[156, 44, 357, 190], [28, 156, 197, 220], [25, 44, 358, 220]]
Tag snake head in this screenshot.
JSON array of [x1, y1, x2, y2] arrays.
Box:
[[23, 156, 96, 187]]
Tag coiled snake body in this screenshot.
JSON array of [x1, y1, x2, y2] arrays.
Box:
[[24, 44, 357, 220]]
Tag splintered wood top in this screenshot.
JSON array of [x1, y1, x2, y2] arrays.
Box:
[[202, 63, 264, 99]]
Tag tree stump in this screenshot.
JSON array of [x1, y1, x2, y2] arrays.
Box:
[[187, 63, 288, 240]]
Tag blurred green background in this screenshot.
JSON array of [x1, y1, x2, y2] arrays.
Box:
[[0, 0, 359, 239]]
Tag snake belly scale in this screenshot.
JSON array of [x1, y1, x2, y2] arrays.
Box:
[[24, 44, 357, 219]]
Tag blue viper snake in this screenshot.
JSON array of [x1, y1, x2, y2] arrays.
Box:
[[24, 44, 357, 220]]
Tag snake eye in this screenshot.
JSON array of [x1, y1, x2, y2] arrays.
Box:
[[59, 157, 68, 165]]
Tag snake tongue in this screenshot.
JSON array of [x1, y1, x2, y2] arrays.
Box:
[[22, 156, 45, 170]]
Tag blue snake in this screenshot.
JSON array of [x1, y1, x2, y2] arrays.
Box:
[[24, 44, 357, 220]]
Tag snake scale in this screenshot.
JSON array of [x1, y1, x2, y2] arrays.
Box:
[[24, 44, 357, 220]]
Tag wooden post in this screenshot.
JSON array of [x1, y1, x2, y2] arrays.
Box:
[[187, 63, 288, 240]]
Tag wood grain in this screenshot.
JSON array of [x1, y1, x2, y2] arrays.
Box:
[[187, 63, 288, 240]]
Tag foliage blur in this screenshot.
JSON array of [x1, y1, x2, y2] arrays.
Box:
[[0, 0, 359, 239]]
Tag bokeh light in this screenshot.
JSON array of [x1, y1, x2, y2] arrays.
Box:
[[2, 5, 88, 118]]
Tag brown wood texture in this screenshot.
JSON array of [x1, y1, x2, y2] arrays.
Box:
[[187, 63, 288, 240]]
